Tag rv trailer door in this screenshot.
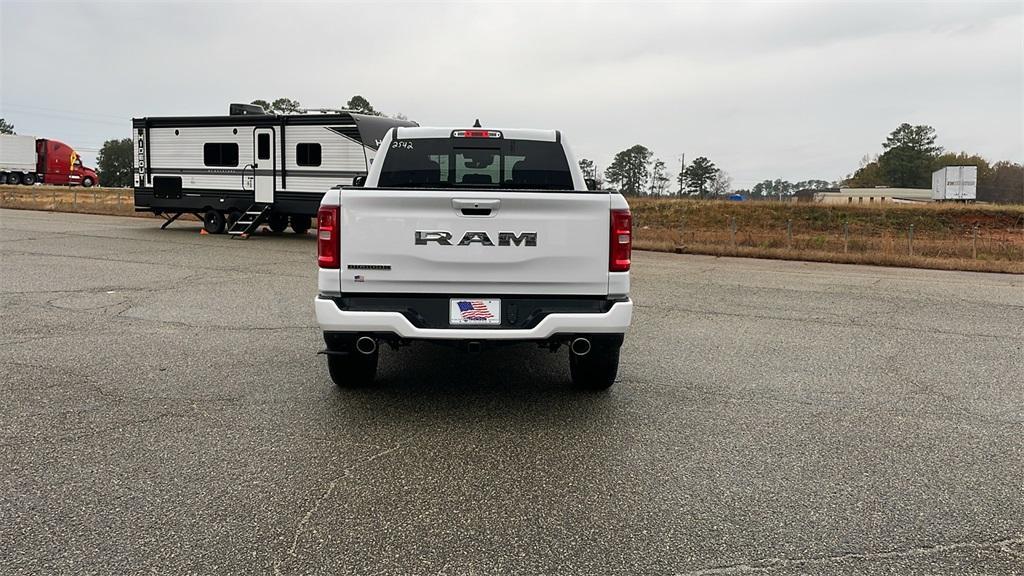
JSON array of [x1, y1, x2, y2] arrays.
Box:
[[253, 128, 275, 204]]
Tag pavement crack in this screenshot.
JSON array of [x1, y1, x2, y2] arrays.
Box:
[[273, 441, 407, 575], [676, 534, 1024, 575]]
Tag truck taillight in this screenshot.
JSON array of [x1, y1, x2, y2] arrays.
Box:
[[609, 209, 632, 272], [317, 205, 340, 269], [451, 129, 503, 139]]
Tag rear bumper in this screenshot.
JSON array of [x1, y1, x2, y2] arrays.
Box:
[[314, 296, 632, 340]]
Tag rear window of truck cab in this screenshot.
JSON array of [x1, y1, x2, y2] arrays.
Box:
[[377, 138, 574, 190]]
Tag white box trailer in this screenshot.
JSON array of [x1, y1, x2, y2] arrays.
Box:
[[932, 166, 977, 201], [0, 134, 37, 173]]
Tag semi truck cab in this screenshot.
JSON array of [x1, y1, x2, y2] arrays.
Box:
[[36, 139, 98, 187]]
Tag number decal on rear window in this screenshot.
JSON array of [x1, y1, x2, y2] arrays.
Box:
[[392, 141, 414, 150]]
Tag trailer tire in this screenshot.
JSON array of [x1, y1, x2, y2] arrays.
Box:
[[268, 214, 289, 233], [569, 335, 622, 391], [203, 209, 226, 234], [290, 215, 311, 234], [327, 350, 378, 388], [82, 177, 94, 188], [6, 173, 20, 185], [22, 173, 36, 185]]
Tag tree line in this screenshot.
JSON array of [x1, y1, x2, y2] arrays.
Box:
[[585, 122, 1022, 204], [581, 146, 728, 198], [12, 105, 1023, 202], [842, 123, 1023, 204]]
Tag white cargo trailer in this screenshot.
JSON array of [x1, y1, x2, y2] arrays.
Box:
[[932, 166, 977, 201], [0, 134, 37, 174]]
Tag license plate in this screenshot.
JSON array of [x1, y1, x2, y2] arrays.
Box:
[[449, 298, 501, 325]]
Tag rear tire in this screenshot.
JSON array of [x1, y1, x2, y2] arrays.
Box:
[[569, 335, 623, 391], [22, 173, 36, 185], [268, 214, 289, 233], [203, 209, 226, 234], [327, 350, 378, 388], [290, 215, 311, 234], [6, 173, 19, 185]]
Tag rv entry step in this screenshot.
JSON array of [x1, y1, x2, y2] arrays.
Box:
[[228, 203, 272, 238]]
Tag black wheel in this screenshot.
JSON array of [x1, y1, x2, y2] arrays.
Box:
[[290, 215, 311, 234], [6, 173, 19, 185], [569, 335, 623, 391], [327, 350, 378, 388], [267, 214, 289, 233], [82, 177, 94, 188], [203, 209, 226, 234], [227, 210, 242, 227], [22, 173, 36, 185]]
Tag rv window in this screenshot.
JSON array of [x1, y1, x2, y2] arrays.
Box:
[[257, 133, 270, 160], [204, 143, 239, 167], [296, 143, 322, 167]]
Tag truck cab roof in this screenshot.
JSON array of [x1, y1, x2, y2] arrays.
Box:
[[393, 127, 560, 142]]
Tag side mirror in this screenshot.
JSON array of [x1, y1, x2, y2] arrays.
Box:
[[352, 175, 366, 187], [585, 178, 598, 191]]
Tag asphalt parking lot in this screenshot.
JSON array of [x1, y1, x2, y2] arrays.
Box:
[[1, 208, 1022, 575]]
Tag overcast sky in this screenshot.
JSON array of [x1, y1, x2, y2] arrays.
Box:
[[2, 1, 1021, 188]]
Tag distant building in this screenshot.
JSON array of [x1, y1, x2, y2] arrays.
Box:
[[806, 187, 933, 204]]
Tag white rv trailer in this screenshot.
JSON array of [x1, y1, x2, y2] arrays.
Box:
[[932, 166, 978, 202], [132, 104, 416, 235]]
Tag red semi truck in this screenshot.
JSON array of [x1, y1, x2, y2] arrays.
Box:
[[0, 134, 99, 187]]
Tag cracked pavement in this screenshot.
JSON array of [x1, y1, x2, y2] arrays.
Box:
[[1, 209, 1022, 575]]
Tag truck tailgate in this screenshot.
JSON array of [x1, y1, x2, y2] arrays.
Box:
[[338, 189, 610, 295]]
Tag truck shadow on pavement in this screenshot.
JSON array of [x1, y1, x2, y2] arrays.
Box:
[[366, 342, 584, 394], [323, 342, 622, 426]]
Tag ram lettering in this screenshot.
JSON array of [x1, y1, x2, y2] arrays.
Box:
[[415, 231, 537, 247]]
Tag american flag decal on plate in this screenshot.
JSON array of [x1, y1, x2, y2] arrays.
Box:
[[449, 299, 501, 325], [458, 300, 493, 320]]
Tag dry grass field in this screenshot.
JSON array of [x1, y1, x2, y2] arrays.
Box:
[[631, 197, 1024, 273], [2, 186, 1022, 272], [0, 185, 195, 222]]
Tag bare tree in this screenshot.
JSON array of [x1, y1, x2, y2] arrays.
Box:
[[709, 170, 733, 197]]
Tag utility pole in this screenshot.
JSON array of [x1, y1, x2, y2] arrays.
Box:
[[677, 153, 685, 196]]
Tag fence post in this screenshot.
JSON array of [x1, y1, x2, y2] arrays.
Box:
[[73, 189, 78, 210], [32, 187, 37, 204], [52, 189, 56, 208], [972, 225, 978, 260], [678, 216, 685, 248], [843, 221, 849, 254], [117, 189, 122, 207], [786, 219, 793, 249], [92, 189, 97, 204], [908, 224, 914, 256], [729, 216, 737, 248]]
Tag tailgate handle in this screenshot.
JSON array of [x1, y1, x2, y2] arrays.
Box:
[[452, 198, 500, 217]]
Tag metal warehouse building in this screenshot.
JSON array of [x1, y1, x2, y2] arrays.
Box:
[[809, 187, 933, 204]]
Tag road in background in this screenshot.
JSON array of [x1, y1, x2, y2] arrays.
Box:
[[1, 209, 1021, 575]]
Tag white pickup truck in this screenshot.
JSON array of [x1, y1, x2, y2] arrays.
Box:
[[314, 126, 632, 389]]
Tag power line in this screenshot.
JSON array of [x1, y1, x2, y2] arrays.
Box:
[[0, 107, 126, 127], [1, 102, 127, 121]]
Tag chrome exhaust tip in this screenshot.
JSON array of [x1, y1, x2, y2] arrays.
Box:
[[570, 337, 591, 356], [355, 336, 377, 355]]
